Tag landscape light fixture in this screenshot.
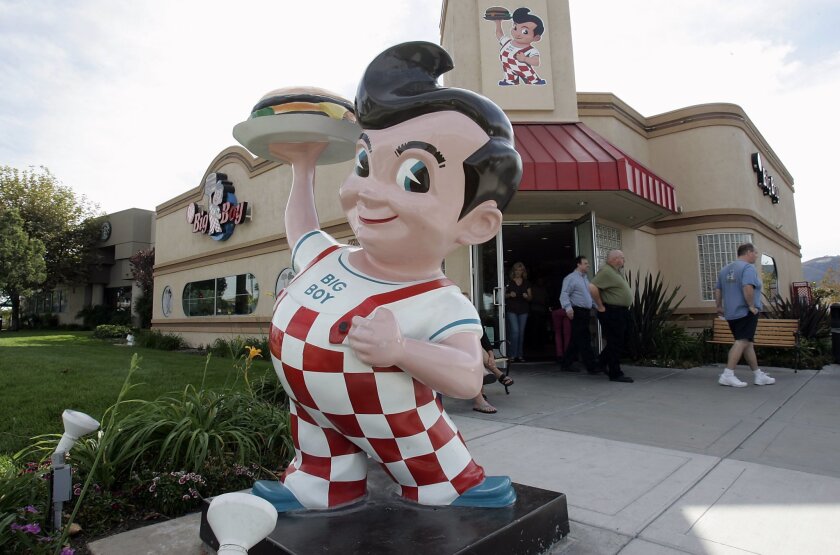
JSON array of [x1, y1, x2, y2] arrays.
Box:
[[207, 492, 278, 554], [50, 410, 100, 531]]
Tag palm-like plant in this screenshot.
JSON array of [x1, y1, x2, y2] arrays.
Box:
[[626, 271, 685, 359]]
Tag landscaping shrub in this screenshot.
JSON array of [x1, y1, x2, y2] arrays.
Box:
[[76, 305, 131, 329], [0, 459, 71, 554], [626, 271, 685, 360], [251, 370, 288, 406], [208, 336, 244, 359], [653, 324, 702, 361], [93, 324, 133, 339], [209, 335, 269, 359], [756, 337, 833, 370], [135, 330, 187, 351], [12, 353, 292, 551], [764, 294, 830, 340], [22, 313, 59, 329]]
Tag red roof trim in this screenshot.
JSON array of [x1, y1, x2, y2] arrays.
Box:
[[512, 123, 677, 212]]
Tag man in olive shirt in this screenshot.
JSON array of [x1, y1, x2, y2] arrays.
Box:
[[589, 250, 634, 383]]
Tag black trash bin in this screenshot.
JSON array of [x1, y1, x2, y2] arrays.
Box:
[[831, 303, 840, 364]]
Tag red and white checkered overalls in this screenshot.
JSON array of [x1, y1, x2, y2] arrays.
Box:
[[499, 37, 542, 84], [268, 231, 486, 508]]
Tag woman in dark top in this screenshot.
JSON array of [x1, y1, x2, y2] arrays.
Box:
[[505, 261, 531, 362]]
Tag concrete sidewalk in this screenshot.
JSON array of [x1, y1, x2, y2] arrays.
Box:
[[89, 362, 840, 555]]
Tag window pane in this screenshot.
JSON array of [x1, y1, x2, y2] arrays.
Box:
[[761, 253, 778, 298], [183, 278, 216, 316], [182, 275, 259, 316], [696, 233, 753, 301], [595, 224, 621, 269]]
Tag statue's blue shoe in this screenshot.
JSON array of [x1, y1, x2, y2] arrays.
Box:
[[252, 480, 305, 512], [451, 476, 517, 508]]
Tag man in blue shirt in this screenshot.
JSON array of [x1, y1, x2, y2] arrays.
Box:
[[714, 243, 776, 387], [559, 256, 598, 373]]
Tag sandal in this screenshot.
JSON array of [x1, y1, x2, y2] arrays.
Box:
[[498, 375, 514, 387], [473, 404, 497, 414]]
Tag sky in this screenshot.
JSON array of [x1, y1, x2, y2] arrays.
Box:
[[1, 0, 838, 261]]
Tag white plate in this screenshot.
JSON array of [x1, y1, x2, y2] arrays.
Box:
[[232, 113, 361, 166]]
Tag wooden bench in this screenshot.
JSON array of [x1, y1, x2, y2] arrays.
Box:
[[708, 317, 801, 371]]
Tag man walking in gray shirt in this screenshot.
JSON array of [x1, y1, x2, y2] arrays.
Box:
[[714, 242, 776, 387], [559, 256, 598, 373]]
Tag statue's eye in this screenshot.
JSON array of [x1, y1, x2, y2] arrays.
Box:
[[354, 149, 369, 177], [396, 158, 430, 193]]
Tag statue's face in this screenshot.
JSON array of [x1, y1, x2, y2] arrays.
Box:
[[340, 111, 490, 269]]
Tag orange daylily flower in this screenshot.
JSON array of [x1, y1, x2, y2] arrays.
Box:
[[245, 346, 263, 361]]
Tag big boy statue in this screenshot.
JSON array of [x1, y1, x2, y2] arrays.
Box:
[[249, 42, 522, 511]]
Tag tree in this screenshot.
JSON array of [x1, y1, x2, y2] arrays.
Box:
[[130, 248, 155, 328], [0, 208, 47, 330], [0, 165, 103, 328], [814, 267, 840, 305]]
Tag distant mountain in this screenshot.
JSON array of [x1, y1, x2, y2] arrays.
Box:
[[802, 255, 840, 283]]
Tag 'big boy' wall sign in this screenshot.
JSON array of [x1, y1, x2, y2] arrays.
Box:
[[751, 153, 780, 205], [186, 172, 251, 241]]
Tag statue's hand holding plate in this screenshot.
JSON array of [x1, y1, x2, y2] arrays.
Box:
[[233, 87, 360, 166]]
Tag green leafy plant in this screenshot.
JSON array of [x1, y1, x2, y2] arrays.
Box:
[[93, 324, 133, 339], [0, 462, 49, 552], [118, 387, 290, 472], [135, 330, 187, 350], [653, 324, 701, 361], [250, 370, 288, 406], [626, 271, 685, 360], [763, 293, 829, 339], [76, 305, 131, 329], [132, 470, 206, 517]]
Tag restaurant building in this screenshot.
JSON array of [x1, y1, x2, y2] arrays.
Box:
[[152, 0, 801, 354], [26, 208, 154, 327]]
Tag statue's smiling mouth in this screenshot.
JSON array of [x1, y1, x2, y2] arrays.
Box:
[[359, 215, 398, 224]]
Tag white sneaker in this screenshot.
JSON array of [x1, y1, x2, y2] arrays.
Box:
[[719, 373, 748, 387], [754, 370, 776, 386]]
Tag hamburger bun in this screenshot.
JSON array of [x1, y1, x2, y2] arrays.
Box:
[[249, 86, 356, 123], [233, 86, 361, 166], [484, 6, 512, 20]]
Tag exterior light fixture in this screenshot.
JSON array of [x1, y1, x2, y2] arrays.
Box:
[[208, 492, 278, 554], [51, 410, 100, 531], [577, 201, 588, 206]]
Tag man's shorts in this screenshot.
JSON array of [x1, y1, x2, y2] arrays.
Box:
[[727, 312, 759, 342]]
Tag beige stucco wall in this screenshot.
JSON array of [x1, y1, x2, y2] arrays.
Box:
[[649, 125, 796, 233], [155, 152, 351, 267], [153, 149, 356, 343], [441, 0, 578, 122], [580, 114, 652, 168]]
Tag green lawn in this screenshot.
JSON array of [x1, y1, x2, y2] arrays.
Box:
[[0, 330, 275, 456]]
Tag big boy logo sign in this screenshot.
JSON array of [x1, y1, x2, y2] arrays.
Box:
[[186, 173, 250, 241]]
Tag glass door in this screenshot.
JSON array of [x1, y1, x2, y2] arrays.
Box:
[[574, 212, 596, 276], [574, 212, 601, 352], [472, 231, 506, 356]]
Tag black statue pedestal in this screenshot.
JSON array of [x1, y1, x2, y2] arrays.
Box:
[[199, 464, 569, 554]]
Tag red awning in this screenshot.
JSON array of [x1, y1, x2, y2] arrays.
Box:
[[513, 123, 677, 213]]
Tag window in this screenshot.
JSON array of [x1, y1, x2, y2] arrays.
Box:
[[595, 224, 621, 269], [31, 290, 66, 313], [183, 274, 259, 316], [697, 233, 753, 301], [161, 286, 173, 317], [275, 268, 295, 297], [105, 287, 132, 310], [761, 253, 779, 298]]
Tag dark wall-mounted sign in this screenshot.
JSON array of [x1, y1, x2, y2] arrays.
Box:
[[751, 153, 780, 204], [186, 172, 250, 241]]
